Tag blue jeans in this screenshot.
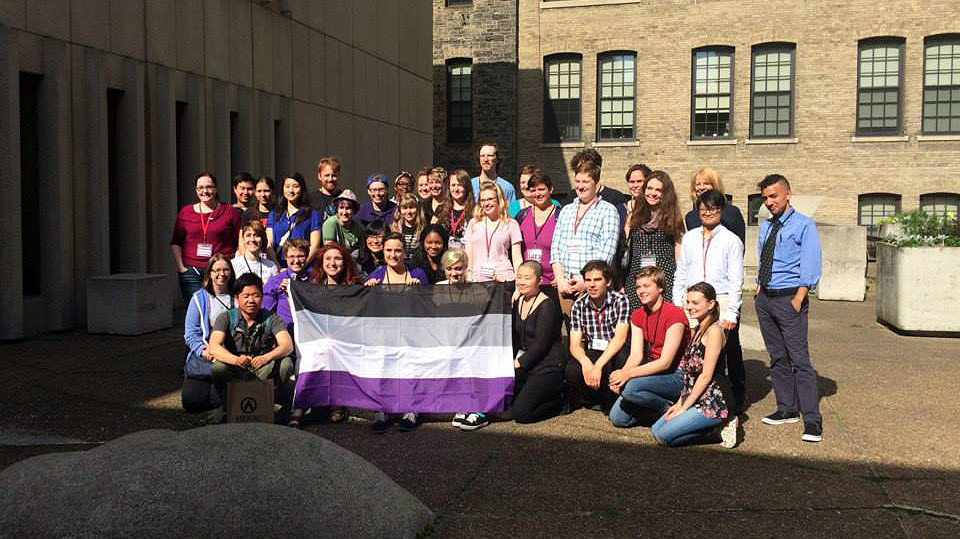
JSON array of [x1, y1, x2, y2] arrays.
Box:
[[651, 407, 723, 447], [608, 370, 683, 428], [177, 266, 204, 304]]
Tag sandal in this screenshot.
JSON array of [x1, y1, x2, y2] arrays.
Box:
[[329, 406, 347, 423]]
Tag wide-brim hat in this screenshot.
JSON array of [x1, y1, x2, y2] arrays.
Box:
[[334, 189, 360, 209]]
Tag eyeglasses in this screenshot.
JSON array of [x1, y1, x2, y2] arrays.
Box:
[[699, 208, 721, 216]]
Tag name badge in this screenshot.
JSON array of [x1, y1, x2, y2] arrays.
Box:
[[527, 248, 543, 263], [196, 243, 214, 258], [640, 251, 656, 268], [475, 263, 496, 280], [567, 241, 581, 257], [449, 238, 463, 250], [589, 338, 609, 351]]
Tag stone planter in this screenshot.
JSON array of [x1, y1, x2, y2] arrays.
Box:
[[876, 242, 960, 336]]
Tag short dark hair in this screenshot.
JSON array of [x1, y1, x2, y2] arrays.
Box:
[[527, 172, 553, 191], [233, 272, 264, 296], [581, 260, 615, 282], [232, 172, 255, 188], [625, 164, 652, 181], [570, 148, 602, 170], [383, 232, 407, 252], [696, 189, 727, 211], [757, 174, 790, 191]]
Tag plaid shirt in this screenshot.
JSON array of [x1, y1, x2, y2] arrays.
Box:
[[550, 198, 620, 279], [570, 289, 630, 348]]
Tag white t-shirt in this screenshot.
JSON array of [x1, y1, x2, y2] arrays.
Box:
[[231, 253, 279, 283]]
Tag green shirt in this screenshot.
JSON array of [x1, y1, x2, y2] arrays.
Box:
[[322, 215, 363, 255]]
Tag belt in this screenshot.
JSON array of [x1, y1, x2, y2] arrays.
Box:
[[761, 287, 798, 297]]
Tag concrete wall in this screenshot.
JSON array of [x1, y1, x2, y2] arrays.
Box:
[[876, 243, 960, 334], [0, 0, 433, 339]]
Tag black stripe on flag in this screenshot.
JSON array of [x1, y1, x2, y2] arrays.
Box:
[[290, 281, 513, 318]]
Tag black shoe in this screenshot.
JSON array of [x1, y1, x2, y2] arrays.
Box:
[[802, 421, 823, 442], [396, 412, 418, 432], [761, 410, 801, 425], [371, 412, 388, 434]]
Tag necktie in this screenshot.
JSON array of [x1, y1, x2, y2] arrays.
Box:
[[758, 219, 782, 287]]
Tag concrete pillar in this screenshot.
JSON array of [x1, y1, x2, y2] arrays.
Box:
[[113, 58, 148, 273], [146, 63, 176, 275], [207, 78, 230, 195], [0, 25, 24, 339]]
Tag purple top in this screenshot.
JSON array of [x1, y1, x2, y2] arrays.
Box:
[[367, 265, 429, 285], [262, 268, 310, 328], [518, 206, 558, 285], [356, 200, 396, 227]]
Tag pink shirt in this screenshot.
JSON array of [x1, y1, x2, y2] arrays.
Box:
[[517, 207, 558, 285], [465, 218, 522, 282], [171, 204, 241, 268]]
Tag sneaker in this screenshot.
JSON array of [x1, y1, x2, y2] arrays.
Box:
[[451, 413, 467, 428], [396, 412, 418, 432], [761, 410, 801, 425], [371, 412, 388, 434], [457, 412, 489, 431], [203, 408, 226, 425], [802, 422, 823, 442], [720, 415, 739, 448]]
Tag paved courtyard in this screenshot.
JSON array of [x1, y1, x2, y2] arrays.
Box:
[[1, 295, 958, 538]]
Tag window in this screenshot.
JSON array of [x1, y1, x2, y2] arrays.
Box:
[[920, 193, 960, 217], [20, 72, 43, 296], [923, 35, 960, 134], [447, 59, 472, 143], [751, 44, 795, 138], [446, 0, 471, 5], [691, 47, 734, 139], [597, 52, 635, 140], [544, 54, 582, 142], [747, 193, 763, 226], [857, 38, 904, 135], [858, 193, 901, 226]]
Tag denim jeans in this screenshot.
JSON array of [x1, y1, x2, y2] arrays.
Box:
[[608, 369, 683, 427], [177, 266, 205, 304], [651, 407, 723, 447]]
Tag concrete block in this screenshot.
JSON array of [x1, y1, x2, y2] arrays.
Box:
[[876, 243, 960, 335], [817, 225, 866, 301], [87, 273, 172, 335]]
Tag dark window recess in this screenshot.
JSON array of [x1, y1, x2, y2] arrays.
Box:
[[274, 119, 282, 181], [229, 111, 241, 183], [858, 193, 901, 260], [446, 0, 472, 6], [20, 72, 43, 296], [107, 88, 125, 274], [175, 101, 189, 208], [919, 192, 960, 217], [747, 193, 763, 226], [598, 52, 635, 140], [692, 47, 734, 139], [544, 55, 582, 142], [447, 60, 472, 143], [751, 45, 795, 138], [922, 37, 960, 134], [857, 39, 903, 135]]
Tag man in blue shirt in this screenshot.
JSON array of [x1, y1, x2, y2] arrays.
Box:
[[755, 174, 823, 443], [471, 143, 516, 203]]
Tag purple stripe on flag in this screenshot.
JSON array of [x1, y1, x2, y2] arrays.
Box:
[[294, 370, 515, 414]]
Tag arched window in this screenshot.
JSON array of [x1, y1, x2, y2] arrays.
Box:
[[597, 51, 636, 140], [691, 46, 734, 139], [446, 58, 472, 143], [544, 54, 582, 142]]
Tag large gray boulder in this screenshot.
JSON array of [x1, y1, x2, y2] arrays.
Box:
[[0, 424, 433, 539]]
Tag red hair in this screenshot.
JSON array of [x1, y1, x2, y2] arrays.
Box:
[[309, 243, 361, 285]]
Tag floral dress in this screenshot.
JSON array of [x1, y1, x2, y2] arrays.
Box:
[[625, 228, 676, 310], [678, 337, 729, 419]]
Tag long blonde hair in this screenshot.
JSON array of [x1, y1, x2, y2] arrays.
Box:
[[473, 183, 509, 223], [391, 193, 426, 236]]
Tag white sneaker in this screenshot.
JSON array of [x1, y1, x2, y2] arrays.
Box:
[[451, 413, 467, 428], [720, 415, 739, 448], [457, 412, 490, 431]]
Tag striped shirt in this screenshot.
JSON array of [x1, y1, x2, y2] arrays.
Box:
[[550, 197, 620, 279]]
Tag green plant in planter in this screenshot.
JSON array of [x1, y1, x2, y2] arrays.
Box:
[[881, 210, 960, 247]]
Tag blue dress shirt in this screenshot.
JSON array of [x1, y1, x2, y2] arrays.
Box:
[[757, 207, 821, 290]]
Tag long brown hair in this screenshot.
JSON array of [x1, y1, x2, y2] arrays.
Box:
[[309, 243, 361, 285], [435, 169, 476, 222], [628, 170, 685, 241]]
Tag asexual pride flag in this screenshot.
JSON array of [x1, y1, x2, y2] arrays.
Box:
[[289, 281, 514, 413]]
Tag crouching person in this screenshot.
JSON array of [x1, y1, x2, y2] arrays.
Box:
[[565, 260, 630, 413], [207, 272, 296, 422]]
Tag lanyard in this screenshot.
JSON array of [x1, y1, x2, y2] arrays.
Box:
[[644, 306, 663, 351], [573, 199, 598, 236], [592, 300, 607, 333], [385, 268, 409, 284], [244, 255, 263, 280], [531, 206, 555, 248], [212, 293, 233, 311], [198, 207, 216, 242], [484, 219, 501, 257], [450, 208, 467, 236], [701, 232, 714, 278]]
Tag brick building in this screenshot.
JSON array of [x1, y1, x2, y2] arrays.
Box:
[[434, 0, 960, 226]]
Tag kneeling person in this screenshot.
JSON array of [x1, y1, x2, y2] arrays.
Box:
[[566, 260, 630, 412], [207, 273, 295, 421]]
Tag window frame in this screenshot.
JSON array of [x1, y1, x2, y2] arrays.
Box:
[[922, 34, 960, 135], [856, 37, 905, 136], [445, 0, 472, 6], [596, 50, 637, 141], [750, 42, 797, 139], [690, 45, 735, 140], [857, 193, 902, 226], [446, 58, 473, 144], [747, 193, 763, 226], [919, 192, 960, 217], [544, 53, 583, 142]]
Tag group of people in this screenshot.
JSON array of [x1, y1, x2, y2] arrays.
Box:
[[173, 143, 824, 446]]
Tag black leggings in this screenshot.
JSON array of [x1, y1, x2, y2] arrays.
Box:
[[181, 377, 221, 413], [564, 347, 628, 410], [512, 369, 563, 424]]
